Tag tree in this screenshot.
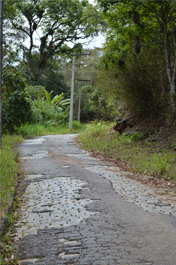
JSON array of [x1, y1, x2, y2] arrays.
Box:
[[97, 0, 176, 111], [3, 0, 26, 66], [142, 1, 176, 111], [13, 0, 103, 83], [2, 67, 32, 133], [38, 58, 70, 98]]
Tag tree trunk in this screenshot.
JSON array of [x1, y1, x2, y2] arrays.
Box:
[[36, 59, 46, 83], [163, 22, 176, 111], [170, 82, 175, 111], [28, 22, 33, 81], [28, 38, 33, 81]]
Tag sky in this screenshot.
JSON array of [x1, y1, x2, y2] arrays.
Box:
[[82, 0, 105, 49], [81, 34, 105, 49], [88, 0, 95, 5]]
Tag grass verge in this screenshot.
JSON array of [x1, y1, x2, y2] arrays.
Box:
[[0, 135, 23, 214], [16, 121, 85, 138], [78, 121, 176, 180], [0, 135, 23, 264]]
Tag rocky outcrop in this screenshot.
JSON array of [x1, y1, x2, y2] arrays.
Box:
[[113, 118, 134, 134]]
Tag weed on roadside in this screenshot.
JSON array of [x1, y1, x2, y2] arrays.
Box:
[[148, 153, 169, 175]]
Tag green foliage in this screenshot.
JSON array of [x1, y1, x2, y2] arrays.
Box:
[[28, 87, 70, 126], [26, 56, 70, 97], [72, 48, 118, 121], [97, 47, 169, 117], [40, 66, 70, 98], [118, 134, 134, 144], [2, 68, 32, 133], [88, 86, 117, 120], [98, 0, 176, 113], [148, 153, 169, 175], [31, 95, 58, 125], [14, 0, 103, 82], [72, 120, 83, 130], [3, 0, 17, 20], [115, 52, 169, 116], [27, 85, 45, 100], [83, 120, 109, 138], [3, 0, 24, 67], [0, 231, 20, 264]]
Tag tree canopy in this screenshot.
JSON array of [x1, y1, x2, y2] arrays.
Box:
[[12, 0, 103, 82]]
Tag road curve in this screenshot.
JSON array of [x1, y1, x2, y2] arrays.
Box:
[[15, 134, 176, 265]]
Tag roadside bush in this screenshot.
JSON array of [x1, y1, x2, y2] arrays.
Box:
[[28, 88, 70, 126], [74, 84, 117, 122], [31, 96, 59, 125]]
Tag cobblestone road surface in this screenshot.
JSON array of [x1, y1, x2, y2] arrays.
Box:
[[15, 135, 176, 265]]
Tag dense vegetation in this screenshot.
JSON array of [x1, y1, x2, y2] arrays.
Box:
[[2, 0, 105, 134], [2, 0, 176, 136], [97, 0, 176, 118]]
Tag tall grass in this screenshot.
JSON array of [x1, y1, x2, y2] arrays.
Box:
[[0, 135, 23, 213]]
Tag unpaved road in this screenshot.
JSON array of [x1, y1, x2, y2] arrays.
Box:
[[15, 134, 176, 265]]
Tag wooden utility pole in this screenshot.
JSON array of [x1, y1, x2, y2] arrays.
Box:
[[69, 53, 90, 131], [78, 81, 82, 123], [69, 55, 75, 131], [0, 0, 3, 148]]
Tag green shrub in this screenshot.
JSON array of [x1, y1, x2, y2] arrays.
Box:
[[72, 120, 84, 130]]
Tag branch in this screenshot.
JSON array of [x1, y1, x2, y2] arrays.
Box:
[[13, 24, 30, 37]]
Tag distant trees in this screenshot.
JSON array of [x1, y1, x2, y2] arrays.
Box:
[[65, 48, 118, 121]]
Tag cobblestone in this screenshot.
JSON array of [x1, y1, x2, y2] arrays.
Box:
[[15, 175, 97, 240], [15, 135, 176, 265], [84, 165, 176, 216]]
